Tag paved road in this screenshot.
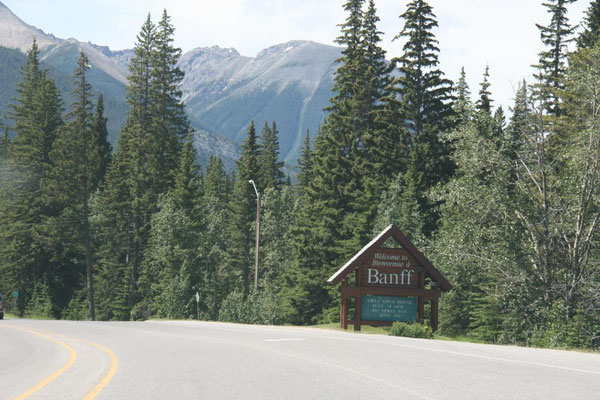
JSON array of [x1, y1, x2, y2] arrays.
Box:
[[0, 319, 599, 400]]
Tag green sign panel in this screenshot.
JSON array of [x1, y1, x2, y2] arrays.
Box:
[[12, 290, 18, 298], [361, 295, 417, 322]]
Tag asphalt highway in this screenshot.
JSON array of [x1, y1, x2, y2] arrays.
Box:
[[0, 319, 599, 399]]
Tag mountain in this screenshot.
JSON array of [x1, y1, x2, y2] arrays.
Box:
[[0, 1, 58, 51], [180, 41, 339, 164], [0, 2, 339, 167]]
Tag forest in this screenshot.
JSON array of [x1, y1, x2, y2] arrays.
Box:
[[0, 0, 598, 350]]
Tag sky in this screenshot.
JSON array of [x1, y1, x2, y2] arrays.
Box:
[[2, 0, 593, 112]]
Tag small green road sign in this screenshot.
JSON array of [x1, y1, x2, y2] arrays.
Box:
[[361, 295, 417, 322], [12, 290, 18, 298]]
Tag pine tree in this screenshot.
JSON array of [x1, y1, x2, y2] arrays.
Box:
[[149, 9, 188, 193], [204, 155, 228, 206], [0, 126, 8, 161], [372, 162, 425, 244], [493, 106, 506, 141], [47, 52, 104, 320], [533, 0, 577, 116], [92, 94, 112, 185], [258, 121, 284, 191], [296, 129, 313, 196], [288, 0, 395, 324], [172, 130, 203, 223], [476, 66, 493, 115], [391, 0, 454, 235], [577, 0, 600, 49], [0, 41, 63, 315], [507, 81, 529, 160], [95, 12, 187, 319], [453, 67, 473, 127], [229, 121, 260, 296], [360, 0, 396, 185]]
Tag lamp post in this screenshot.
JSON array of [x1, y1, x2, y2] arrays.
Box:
[[248, 179, 260, 290]]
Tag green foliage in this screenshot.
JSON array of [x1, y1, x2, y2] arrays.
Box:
[[3, 3, 600, 352], [25, 282, 54, 319], [0, 41, 64, 316], [229, 120, 260, 296], [578, 0, 600, 49], [258, 121, 285, 191], [391, 0, 455, 235], [218, 289, 277, 325], [533, 0, 577, 116], [389, 322, 433, 339], [63, 290, 89, 321]]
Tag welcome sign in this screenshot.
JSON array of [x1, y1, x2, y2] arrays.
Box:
[[360, 248, 418, 288], [328, 224, 452, 332]]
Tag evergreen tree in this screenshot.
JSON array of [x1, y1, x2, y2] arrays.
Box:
[[0, 126, 8, 161], [230, 121, 260, 296], [360, 0, 396, 185], [453, 67, 473, 127], [577, 0, 600, 49], [0, 41, 63, 316], [46, 52, 105, 320], [92, 94, 112, 185], [172, 130, 203, 222], [476, 66, 493, 115], [296, 129, 313, 196], [372, 162, 425, 244], [392, 0, 454, 235], [95, 12, 187, 319], [204, 155, 228, 206], [288, 0, 394, 323], [507, 81, 530, 159], [149, 9, 188, 193], [533, 0, 577, 116], [258, 121, 284, 191], [493, 106, 507, 141]]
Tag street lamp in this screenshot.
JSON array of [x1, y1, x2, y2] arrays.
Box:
[[248, 179, 260, 290]]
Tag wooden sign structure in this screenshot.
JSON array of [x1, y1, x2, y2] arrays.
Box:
[[328, 224, 451, 331]]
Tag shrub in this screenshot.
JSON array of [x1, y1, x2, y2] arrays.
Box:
[[389, 322, 433, 339]]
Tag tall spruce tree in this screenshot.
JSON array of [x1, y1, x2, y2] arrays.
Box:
[[453, 67, 473, 127], [92, 94, 111, 185], [0, 41, 63, 316], [95, 12, 187, 319], [230, 121, 260, 296], [0, 126, 8, 161], [47, 52, 104, 320], [204, 155, 228, 206], [296, 129, 313, 196], [172, 130, 203, 223], [258, 121, 284, 191], [533, 0, 577, 116], [476, 66, 493, 116], [149, 10, 188, 193], [392, 0, 454, 235]]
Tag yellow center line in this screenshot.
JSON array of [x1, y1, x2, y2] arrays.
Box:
[[0, 325, 77, 400], [38, 329, 119, 400]]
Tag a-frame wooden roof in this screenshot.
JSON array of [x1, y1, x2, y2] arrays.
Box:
[[327, 224, 452, 291]]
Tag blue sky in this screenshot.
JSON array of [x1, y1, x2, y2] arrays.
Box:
[[2, 0, 592, 111]]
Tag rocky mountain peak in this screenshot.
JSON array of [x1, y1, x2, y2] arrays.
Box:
[[0, 1, 59, 51]]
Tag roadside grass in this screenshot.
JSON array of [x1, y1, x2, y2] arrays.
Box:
[[313, 322, 390, 335]]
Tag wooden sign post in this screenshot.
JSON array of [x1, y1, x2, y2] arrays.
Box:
[[328, 224, 451, 332]]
